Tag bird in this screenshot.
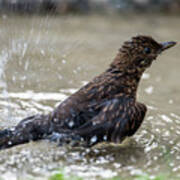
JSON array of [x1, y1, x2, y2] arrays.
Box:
[[0, 35, 176, 149]]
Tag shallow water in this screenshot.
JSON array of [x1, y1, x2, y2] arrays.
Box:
[[0, 14, 180, 180]]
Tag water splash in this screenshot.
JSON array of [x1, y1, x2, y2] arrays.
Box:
[[0, 38, 29, 123], [0, 50, 9, 89], [0, 48, 12, 122]]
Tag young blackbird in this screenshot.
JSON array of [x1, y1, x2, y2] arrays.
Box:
[[0, 35, 176, 149]]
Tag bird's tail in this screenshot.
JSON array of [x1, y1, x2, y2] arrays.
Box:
[[0, 114, 52, 149]]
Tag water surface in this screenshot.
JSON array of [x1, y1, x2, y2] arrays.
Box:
[[0, 14, 180, 180]]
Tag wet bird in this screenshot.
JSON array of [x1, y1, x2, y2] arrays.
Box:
[[0, 35, 176, 149]]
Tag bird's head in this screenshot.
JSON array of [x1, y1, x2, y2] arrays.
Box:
[[112, 35, 176, 73]]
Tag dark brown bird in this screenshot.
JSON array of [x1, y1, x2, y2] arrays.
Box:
[[0, 35, 176, 149]]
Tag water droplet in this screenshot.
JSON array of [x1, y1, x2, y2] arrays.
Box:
[[142, 73, 150, 80], [169, 140, 174, 145], [58, 74, 62, 80], [62, 59, 66, 64], [170, 113, 180, 120], [73, 70, 77, 74], [24, 60, 29, 71], [40, 49, 45, 56], [92, 121, 98, 126], [68, 121, 74, 128], [90, 135, 97, 144], [168, 99, 173, 104], [173, 166, 180, 172], [53, 118, 59, 123], [8, 141, 12, 145], [169, 162, 174, 167], [22, 43, 28, 57], [160, 114, 172, 123], [144, 86, 154, 94], [147, 116, 153, 120], [153, 156, 158, 160], [113, 163, 121, 168], [103, 135, 107, 141]]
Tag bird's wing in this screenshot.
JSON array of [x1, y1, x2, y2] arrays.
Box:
[[51, 72, 116, 130], [74, 98, 147, 146]]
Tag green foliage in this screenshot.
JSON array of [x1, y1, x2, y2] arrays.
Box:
[[49, 171, 172, 180], [49, 171, 83, 180], [49, 172, 64, 180]]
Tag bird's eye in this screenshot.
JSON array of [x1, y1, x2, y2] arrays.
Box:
[[144, 47, 151, 54]]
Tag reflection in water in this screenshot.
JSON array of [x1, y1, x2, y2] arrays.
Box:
[[0, 14, 180, 179]]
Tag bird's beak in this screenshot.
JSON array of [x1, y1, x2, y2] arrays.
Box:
[[160, 41, 177, 51]]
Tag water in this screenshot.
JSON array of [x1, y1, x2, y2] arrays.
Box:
[[0, 14, 180, 179]]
